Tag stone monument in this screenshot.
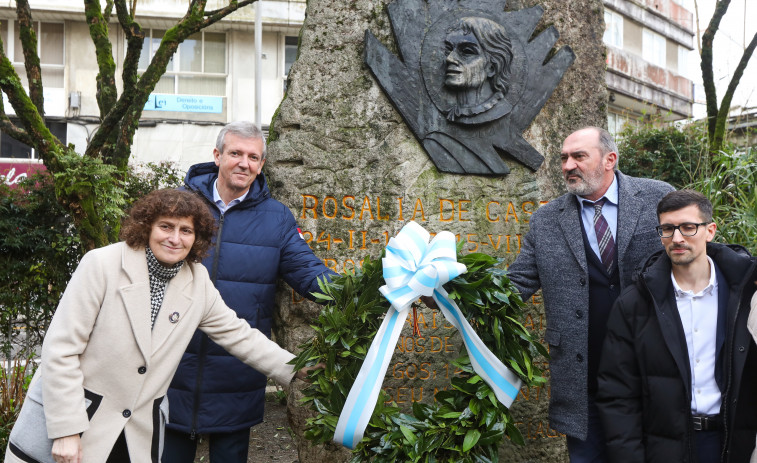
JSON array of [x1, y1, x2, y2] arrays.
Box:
[[266, 0, 607, 461]]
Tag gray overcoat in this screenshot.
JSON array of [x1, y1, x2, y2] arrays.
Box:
[[507, 171, 674, 440]]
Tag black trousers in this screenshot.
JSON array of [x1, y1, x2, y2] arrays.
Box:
[[694, 430, 722, 463], [105, 431, 130, 463], [162, 427, 251, 463]]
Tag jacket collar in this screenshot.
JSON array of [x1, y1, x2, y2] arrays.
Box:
[[641, 242, 754, 298], [614, 171, 645, 261], [184, 161, 271, 210], [556, 171, 639, 274], [119, 244, 195, 363], [639, 242, 755, 393]]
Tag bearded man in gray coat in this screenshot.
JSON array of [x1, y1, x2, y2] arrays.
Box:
[[507, 126, 674, 462]]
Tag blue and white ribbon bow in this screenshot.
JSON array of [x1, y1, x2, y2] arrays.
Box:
[[333, 221, 522, 449]]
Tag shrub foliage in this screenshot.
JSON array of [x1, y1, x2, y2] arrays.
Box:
[[618, 121, 756, 251]]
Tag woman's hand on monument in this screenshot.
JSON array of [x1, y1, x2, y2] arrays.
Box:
[[295, 362, 326, 382]]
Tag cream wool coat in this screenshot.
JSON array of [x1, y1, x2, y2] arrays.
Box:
[[750, 291, 757, 463], [5, 242, 296, 463]]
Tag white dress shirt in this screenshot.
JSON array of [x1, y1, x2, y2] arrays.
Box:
[[577, 174, 619, 260], [213, 179, 248, 214], [672, 256, 721, 415]]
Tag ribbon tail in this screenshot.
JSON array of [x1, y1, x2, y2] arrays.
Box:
[[433, 287, 522, 406], [333, 305, 408, 449]]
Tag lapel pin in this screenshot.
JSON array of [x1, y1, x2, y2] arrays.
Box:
[[169, 312, 180, 323]]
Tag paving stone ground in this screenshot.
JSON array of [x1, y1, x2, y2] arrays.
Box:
[[194, 390, 299, 463]]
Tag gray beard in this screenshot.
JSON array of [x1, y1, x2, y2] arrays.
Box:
[[565, 180, 599, 197]]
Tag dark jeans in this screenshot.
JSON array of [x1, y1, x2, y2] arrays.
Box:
[[162, 427, 250, 463], [565, 399, 609, 463]]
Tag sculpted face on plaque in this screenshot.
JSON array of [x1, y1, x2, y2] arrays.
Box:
[[365, 1, 575, 174], [443, 17, 513, 122]]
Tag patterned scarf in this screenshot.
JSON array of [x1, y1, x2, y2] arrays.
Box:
[[146, 247, 184, 329]]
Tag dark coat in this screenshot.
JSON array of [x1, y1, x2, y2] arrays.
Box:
[[507, 171, 674, 439], [596, 243, 757, 463], [166, 163, 334, 434]]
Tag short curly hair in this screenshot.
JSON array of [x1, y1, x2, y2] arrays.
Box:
[[120, 189, 216, 262]]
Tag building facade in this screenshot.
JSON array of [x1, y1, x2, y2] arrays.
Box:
[[603, 0, 695, 134], [0, 0, 303, 174]]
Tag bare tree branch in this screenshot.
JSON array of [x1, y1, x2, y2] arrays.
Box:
[[89, 0, 145, 167], [108, 36, 182, 168], [0, 36, 62, 166], [693, 0, 702, 55], [204, 0, 258, 25], [0, 117, 33, 147], [104, 0, 115, 22], [84, 0, 118, 121], [15, 0, 44, 116], [0, 97, 34, 147], [712, 31, 757, 150], [93, 0, 257, 170], [114, 0, 144, 98], [700, 0, 730, 148]]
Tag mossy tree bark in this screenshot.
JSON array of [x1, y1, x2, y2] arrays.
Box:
[[0, 0, 260, 251], [700, 0, 757, 153]]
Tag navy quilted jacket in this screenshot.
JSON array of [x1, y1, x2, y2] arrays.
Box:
[[166, 162, 332, 434]]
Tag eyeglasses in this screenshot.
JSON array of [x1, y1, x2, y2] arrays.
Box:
[[655, 222, 711, 238]]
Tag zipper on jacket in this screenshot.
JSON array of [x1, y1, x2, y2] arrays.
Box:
[[190, 213, 224, 439], [719, 266, 755, 462], [210, 214, 225, 284], [190, 336, 209, 439], [639, 272, 697, 461]]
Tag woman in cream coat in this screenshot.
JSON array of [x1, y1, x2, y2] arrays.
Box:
[[5, 189, 309, 463]]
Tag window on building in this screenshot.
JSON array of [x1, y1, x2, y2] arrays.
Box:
[[0, 20, 64, 89], [607, 112, 636, 137], [0, 119, 67, 160], [678, 46, 689, 77], [138, 29, 227, 96], [285, 36, 298, 76], [283, 36, 298, 92], [642, 28, 666, 68], [603, 10, 623, 48]]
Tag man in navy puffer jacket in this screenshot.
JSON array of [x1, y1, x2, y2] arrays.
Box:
[[163, 121, 335, 463]]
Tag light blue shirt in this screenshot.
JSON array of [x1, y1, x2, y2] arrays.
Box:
[[577, 173, 619, 260], [213, 179, 248, 214]]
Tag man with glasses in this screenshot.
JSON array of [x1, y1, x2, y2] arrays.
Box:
[[597, 189, 757, 463], [507, 127, 674, 462]]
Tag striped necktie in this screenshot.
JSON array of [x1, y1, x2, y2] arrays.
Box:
[[588, 198, 616, 274]]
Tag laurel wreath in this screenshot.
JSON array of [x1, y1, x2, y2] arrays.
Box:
[[292, 248, 547, 462]]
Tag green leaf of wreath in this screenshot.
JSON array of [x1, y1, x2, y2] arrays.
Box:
[[292, 250, 547, 462]]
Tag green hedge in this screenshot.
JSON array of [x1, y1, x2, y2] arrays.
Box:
[[618, 121, 756, 251]]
